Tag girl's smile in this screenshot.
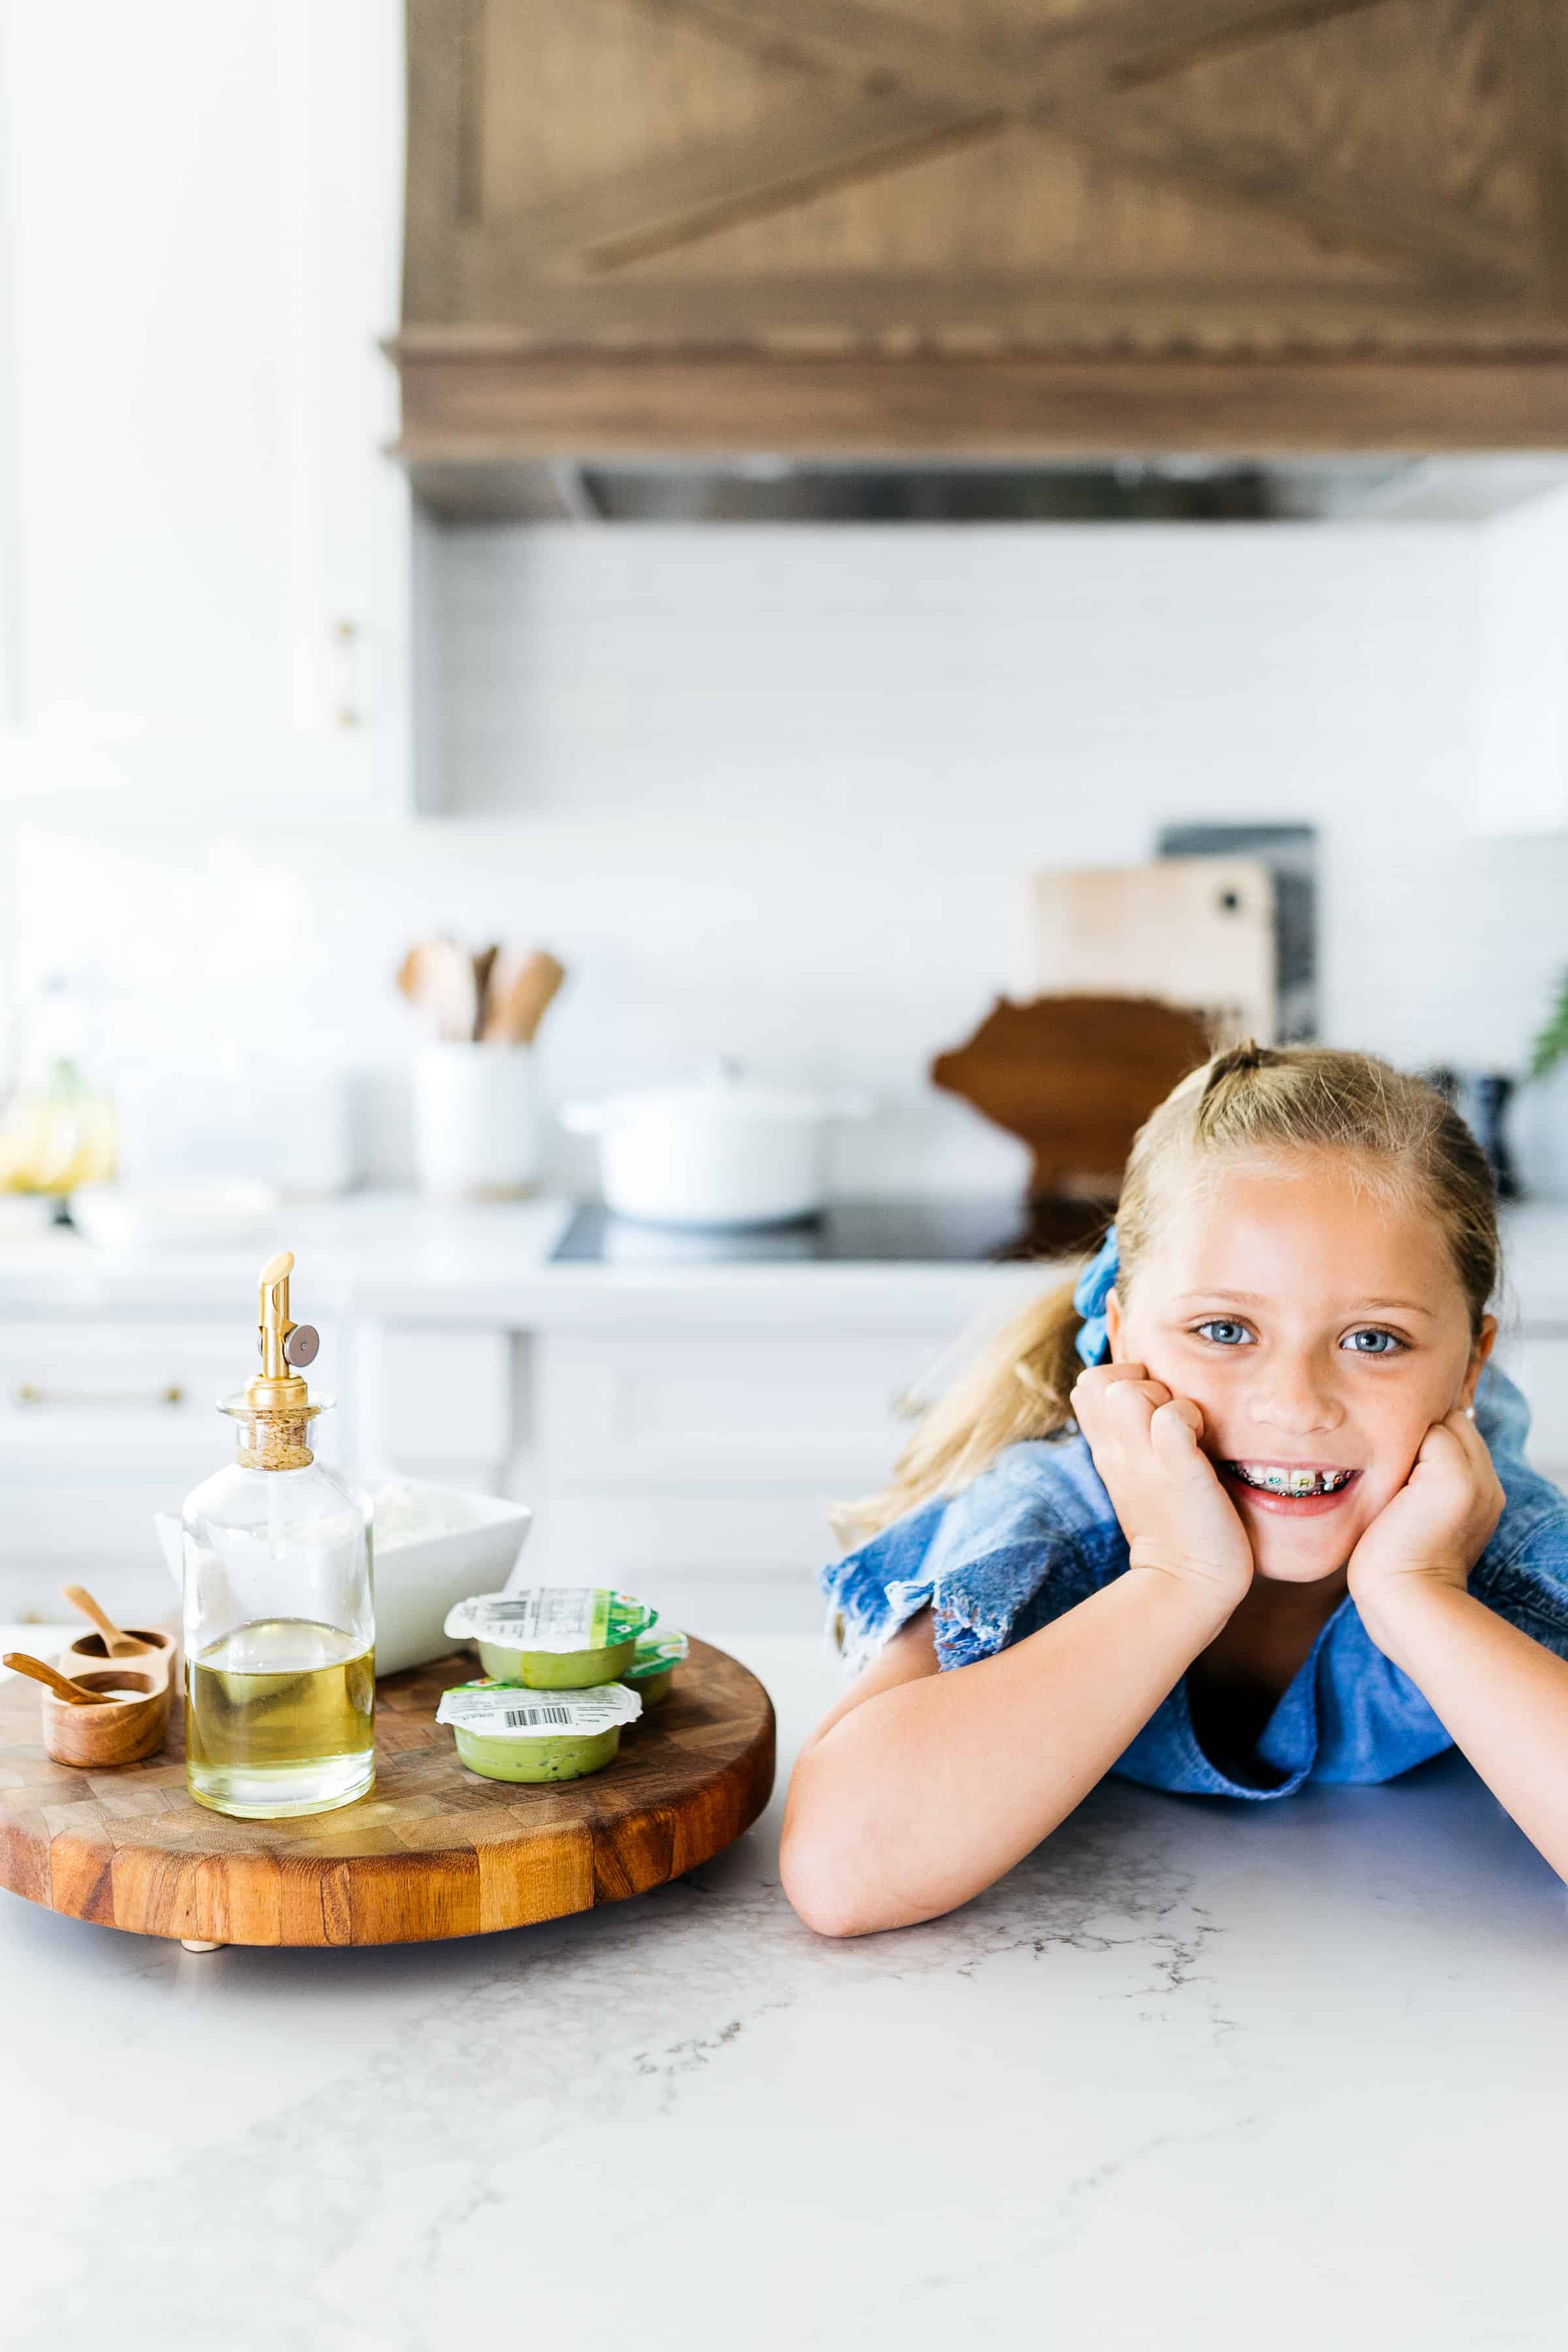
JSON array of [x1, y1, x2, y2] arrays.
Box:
[[1220, 1462, 1362, 1514], [1105, 1152, 1496, 1583]]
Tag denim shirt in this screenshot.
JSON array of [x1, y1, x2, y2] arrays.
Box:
[[819, 1361, 1568, 1801]]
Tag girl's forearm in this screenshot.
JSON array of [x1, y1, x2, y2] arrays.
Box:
[[1360, 1582, 1568, 1884], [781, 1567, 1233, 1937]]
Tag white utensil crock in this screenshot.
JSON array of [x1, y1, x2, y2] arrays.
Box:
[[413, 1043, 538, 1201], [561, 1062, 872, 1229]]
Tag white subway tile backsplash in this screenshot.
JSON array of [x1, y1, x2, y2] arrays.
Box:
[[10, 519, 1568, 1196]]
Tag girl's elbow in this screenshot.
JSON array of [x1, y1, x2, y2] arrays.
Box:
[[781, 1737, 941, 1936], [779, 1810, 887, 1938]]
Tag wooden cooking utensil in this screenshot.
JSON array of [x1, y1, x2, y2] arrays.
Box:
[[397, 939, 482, 1043], [3, 1652, 114, 1705], [471, 943, 500, 1041], [395, 944, 427, 1008], [61, 1584, 150, 1658], [427, 938, 479, 1043], [480, 949, 566, 1045]]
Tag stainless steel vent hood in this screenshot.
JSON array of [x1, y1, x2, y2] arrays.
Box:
[[406, 455, 1568, 527]]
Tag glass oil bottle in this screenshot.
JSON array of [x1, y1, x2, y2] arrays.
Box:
[[182, 1250, 374, 1818]]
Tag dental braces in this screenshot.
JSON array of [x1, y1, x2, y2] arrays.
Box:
[[1227, 1463, 1356, 1495]]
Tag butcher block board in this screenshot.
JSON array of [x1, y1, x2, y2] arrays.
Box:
[[0, 1638, 774, 1948], [1025, 858, 1277, 1045]]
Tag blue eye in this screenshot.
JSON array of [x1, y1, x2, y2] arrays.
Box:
[[1194, 1320, 1253, 1347], [1342, 1328, 1405, 1356]]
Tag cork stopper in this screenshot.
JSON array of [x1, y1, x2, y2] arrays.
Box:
[[235, 1410, 315, 1472]]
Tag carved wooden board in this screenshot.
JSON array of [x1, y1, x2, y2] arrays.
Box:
[[0, 1639, 775, 1948], [930, 990, 1215, 1195]]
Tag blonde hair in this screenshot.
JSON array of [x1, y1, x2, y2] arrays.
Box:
[[834, 1041, 1499, 1543]]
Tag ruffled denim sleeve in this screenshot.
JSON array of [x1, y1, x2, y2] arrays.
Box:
[[818, 1433, 1127, 1677], [1470, 1360, 1568, 1657]]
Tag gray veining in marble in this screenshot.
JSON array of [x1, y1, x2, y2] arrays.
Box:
[[3, 1635, 1567, 2351]]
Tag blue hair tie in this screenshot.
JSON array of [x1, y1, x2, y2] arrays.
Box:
[[1072, 1224, 1119, 1367]]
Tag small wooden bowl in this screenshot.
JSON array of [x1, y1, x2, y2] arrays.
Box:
[[57, 1626, 177, 1682], [41, 1633, 175, 1767]]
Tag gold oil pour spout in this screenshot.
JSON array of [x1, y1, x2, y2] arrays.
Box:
[[237, 1250, 321, 1471]]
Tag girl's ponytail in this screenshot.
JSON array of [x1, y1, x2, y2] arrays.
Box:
[[1196, 1036, 1279, 1122], [830, 1269, 1091, 1545]]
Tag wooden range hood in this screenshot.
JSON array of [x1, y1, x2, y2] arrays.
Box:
[[393, 0, 1568, 481]]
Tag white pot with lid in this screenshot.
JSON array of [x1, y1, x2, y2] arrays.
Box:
[[561, 1060, 874, 1230]]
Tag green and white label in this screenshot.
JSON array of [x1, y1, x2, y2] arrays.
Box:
[[627, 1627, 689, 1679], [443, 1587, 657, 1652], [436, 1678, 642, 1736]]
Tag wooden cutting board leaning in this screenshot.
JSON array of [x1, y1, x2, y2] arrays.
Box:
[[1024, 858, 1277, 1046]]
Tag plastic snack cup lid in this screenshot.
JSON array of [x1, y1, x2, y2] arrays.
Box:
[[443, 1588, 658, 1652], [436, 1678, 643, 1737]]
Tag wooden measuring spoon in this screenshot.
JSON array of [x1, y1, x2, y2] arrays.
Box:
[[61, 1584, 150, 1658], [3, 1653, 115, 1705]]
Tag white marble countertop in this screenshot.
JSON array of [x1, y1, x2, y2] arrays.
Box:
[[3, 1190, 1568, 1330], [0, 1193, 1050, 1328], [3, 1632, 1567, 2351]]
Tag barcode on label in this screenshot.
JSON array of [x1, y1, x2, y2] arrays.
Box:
[[503, 1706, 575, 1729]]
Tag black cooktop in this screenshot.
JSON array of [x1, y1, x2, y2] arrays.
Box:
[[551, 1196, 1113, 1266]]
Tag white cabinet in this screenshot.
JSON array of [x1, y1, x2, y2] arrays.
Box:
[[0, 1312, 344, 1622], [0, 1, 410, 815], [538, 1328, 944, 1490], [529, 1494, 845, 1638], [0, 1316, 252, 1622], [527, 1323, 961, 1633], [351, 1322, 517, 1495]]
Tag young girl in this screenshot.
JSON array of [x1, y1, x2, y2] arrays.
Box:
[[781, 1041, 1568, 1938]]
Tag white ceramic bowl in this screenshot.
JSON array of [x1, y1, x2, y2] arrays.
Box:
[[156, 1480, 532, 1679]]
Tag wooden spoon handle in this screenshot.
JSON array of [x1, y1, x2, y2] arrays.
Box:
[[61, 1583, 148, 1656], [482, 949, 566, 1044], [3, 1653, 113, 1705]]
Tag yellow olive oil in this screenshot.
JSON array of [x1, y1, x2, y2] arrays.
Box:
[[186, 1618, 374, 1819]]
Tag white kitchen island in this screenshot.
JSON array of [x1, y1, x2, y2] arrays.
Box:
[[1, 1630, 1565, 2352]]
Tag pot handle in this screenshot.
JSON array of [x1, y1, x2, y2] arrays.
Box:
[[559, 1101, 608, 1135]]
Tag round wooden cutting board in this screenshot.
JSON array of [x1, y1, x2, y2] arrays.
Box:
[[0, 1639, 775, 1948]]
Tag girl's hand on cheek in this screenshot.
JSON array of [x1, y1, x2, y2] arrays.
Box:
[[1346, 1409, 1505, 1622], [1071, 1363, 1255, 1612]]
